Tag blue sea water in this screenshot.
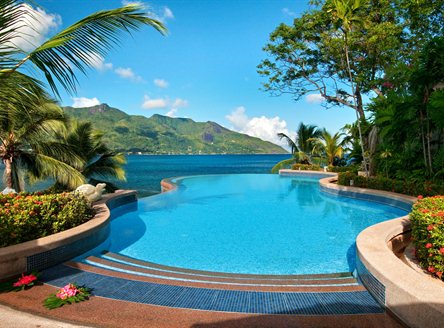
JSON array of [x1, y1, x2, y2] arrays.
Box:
[[117, 154, 290, 197], [19, 154, 289, 195]]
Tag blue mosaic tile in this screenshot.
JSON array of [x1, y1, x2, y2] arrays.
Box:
[[316, 291, 383, 315], [26, 225, 110, 272], [285, 292, 325, 315], [356, 257, 386, 306], [320, 185, 412, 212], [42, 265, 385, 315], [174, 287, 216, 310]]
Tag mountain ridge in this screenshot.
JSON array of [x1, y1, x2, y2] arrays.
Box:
[[62, 104, 288, 154]]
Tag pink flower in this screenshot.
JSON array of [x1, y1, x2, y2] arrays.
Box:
[[417, 195, 423, 200], [428, 266, 436, 273], [426, 243, 433, 249], [13, 274, 37, 287], [56, 284, 79, 300], [427, 224, 434, 231]]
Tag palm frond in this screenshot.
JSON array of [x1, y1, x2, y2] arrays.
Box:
[[277, 132, 299, 154], [4, 4, 166, 97], [271, 158, 296, 174]]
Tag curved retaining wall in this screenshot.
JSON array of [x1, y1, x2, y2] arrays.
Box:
[[0, 190, 137, 280], [314, 174, 444, 327]]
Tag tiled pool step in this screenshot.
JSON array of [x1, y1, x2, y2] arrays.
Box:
[[41, 263, 383, 315], [81, 253, 359, 288]]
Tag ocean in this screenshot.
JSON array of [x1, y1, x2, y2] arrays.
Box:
[[117, 154, 290, 197]]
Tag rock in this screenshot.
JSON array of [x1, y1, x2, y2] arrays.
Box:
[[2, 187, 16, 195], [75, 183, 106, 202]]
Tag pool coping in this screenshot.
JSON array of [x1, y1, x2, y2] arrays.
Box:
[[299, 170, 444, 328], [0, 190, 137, 280]]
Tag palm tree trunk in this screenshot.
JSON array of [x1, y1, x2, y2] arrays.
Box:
[[3, 158, 13, 189]]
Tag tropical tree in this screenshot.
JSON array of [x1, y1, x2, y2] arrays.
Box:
[[271, 123, 320, 173], [0, 83, 84, 191], [369, 36, 444, 179], [0, 1, 166, 98], [309, 129, 346, 166], [53, 121, 126, 191], [0, 1, 166, 191]]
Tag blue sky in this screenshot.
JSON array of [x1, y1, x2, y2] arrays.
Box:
[[31, 0, 357, 147]]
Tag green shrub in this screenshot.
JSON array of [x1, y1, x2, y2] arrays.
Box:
[[410, 196, 444, 280], [0, 192, 94, 247], [336, 173, 444, 196], [327, 165, 359, 173], [291, 163, 321, 171], [337, 172, 357, 186]]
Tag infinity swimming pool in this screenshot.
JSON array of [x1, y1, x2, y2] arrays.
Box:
[[99, 174, 408, 275]]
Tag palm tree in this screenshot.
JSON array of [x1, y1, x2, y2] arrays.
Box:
[[271, 123, 320, 173], [0, 82, 84, 191], [0, 1, 166, 190], [0, 1, 166, 97], [310, 129, 346, 166], [53, 121, 126, 191]]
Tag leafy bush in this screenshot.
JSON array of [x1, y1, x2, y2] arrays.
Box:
[[291, 163, 321, 171], [410, 196, 444, 280], [336, 173, 444, 196], [327, 165, 359, 173], [0, 192, 94, 247]]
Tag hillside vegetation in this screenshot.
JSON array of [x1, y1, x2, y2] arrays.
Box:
[[63, 104, 287, 154]]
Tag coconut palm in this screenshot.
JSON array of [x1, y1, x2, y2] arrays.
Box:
[[53, 121, 126, 191], [271, 123, 320, 173], [0, 1, 166, 190], [310, 129, 346, 166], [0, 81, 84, 191], [0, 1, 166, 97]]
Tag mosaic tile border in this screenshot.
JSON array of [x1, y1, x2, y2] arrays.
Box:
[[320, 185, 412, 212], [355, 256, 385, 306], [42, 264, 384, 315], [25, 192, 138, 272]]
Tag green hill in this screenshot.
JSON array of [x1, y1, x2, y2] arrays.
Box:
[[62, 104, 288, 154]]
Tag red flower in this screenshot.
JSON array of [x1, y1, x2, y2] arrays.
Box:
[[427, 225, 434, 231], [440, 248, 444, 255], [426, 243, 433, 249], [13, 274, 37, 287], [428, 266, 436, 273], [437, 272, 443, 279], [417, 195, 423, 200]]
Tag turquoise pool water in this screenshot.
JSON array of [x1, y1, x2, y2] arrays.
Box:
[[104, 174, 408, 275]]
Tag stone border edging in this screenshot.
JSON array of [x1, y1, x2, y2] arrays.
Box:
[[311, 172, 443, 328], [0, 190, 137, 279], [357, 218, 444, 328]]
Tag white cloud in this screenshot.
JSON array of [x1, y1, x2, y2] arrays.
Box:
[[121, 1, 145, 7], [154, 78, 168, 88], [72, 97, 101, 108], [89, 53, 113, 71], [114, 67, 143, 82], [172, 98, 188, 108], [163, 7, 174, 19], [11, 5, 61, 51], [226, 106, 295, 147], [121, 1, 174, 22], [305, 93, 324, 104], [282, 8, 296, 17], [166, 108, 177, 117], [142, 96, 168, 109], [142, 96, 188, 115]]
